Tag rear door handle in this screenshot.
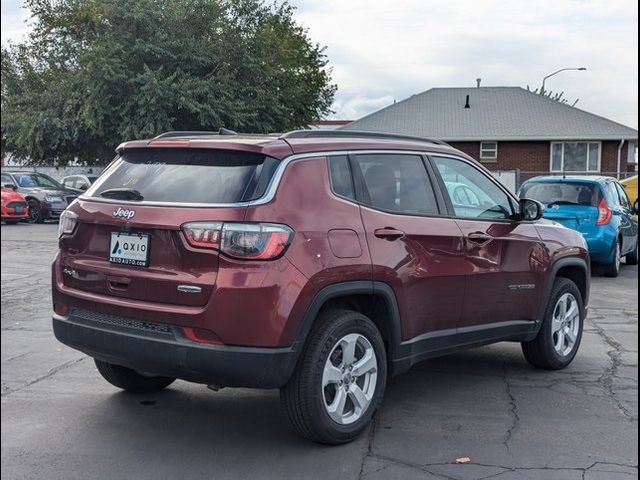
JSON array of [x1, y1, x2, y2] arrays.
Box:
[[374, 228, 405, 240]]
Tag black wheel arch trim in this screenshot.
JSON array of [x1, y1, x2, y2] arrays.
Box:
[[292, 280, 403, 358], [538, 257, 590, 322]]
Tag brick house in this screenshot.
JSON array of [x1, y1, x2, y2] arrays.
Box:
[[341, 87, 638, 186]]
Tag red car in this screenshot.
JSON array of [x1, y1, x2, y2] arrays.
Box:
[[1, 186, 29, 224], [52, 130, 590, 444]]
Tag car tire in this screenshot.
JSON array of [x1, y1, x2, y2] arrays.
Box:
[[280, 309, 387, 445], [522, 277, 584, 370], [602, 238, 622, 277], [94, 359, 175, 393], [27, 199, 44, 224], [625, 240, 638, 266]]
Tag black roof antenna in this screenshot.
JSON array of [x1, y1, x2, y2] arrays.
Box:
[[464, 95, 471, 109]]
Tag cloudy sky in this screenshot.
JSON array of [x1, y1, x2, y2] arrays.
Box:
[[2, 0, 638, 128]]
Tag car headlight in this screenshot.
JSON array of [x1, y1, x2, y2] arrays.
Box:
[[58, 210, 78, 237], [44, 194, 63, 203]]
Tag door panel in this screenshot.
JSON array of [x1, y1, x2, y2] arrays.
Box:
[[455, 219, 545, 326], [431, 155, 545, 328], [360, 208, 467, 340], [614, 182, 638, 254], [350, 152, 466, 341]]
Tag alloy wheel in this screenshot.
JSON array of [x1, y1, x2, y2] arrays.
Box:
[[322, 333, 378, 425], [551, 293, 581, 357]]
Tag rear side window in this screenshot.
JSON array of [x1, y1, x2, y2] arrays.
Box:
[[352, 154, 439, 215], [1, 173, 15, 186], [615, 183, 631, 209], [88, 149, 278, 204], [328, 156, 355, 200], [520, 182, 599, 207]]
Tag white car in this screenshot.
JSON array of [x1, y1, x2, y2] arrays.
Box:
[[60, 174, 99, 192]]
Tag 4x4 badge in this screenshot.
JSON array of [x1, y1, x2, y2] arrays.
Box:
[[113, 207, 136, 220]]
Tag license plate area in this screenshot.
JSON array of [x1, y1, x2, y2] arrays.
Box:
[[109, 232, 150, 267], [14, 206, 24, 214]]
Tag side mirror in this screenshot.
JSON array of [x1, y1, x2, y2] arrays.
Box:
[[78, 184, 88, 191], [519, 198, 545, 221]]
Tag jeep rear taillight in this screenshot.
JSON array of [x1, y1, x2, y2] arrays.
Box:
[[596, 198, 612, 225], [182, 222, 223, 249], [181, 222, 293, 260]]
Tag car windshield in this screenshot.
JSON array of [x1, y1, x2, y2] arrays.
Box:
[[521, 182, 598, 207], [13, 173, 62, 189]]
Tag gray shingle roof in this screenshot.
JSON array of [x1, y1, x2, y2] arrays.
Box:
[[341, 87, 638, 142]]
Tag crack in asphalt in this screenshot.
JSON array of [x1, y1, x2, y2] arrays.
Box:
[[502, 360, 520, 455], [1, 356, 87, 397], [588, 316, 636, 420], [363, 453, 638, 480], [358, 416, 378, 479]]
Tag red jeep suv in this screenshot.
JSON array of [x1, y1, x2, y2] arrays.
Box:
[[52, 130, 590, 444]]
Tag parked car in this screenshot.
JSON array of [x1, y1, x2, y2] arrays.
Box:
[[52, 130, 591, 444], [1, 185, 29, 224], [620, 175, 638, 213], [1, 171, 78, 223], [61, 174, 100, 192], [520, 176, 638, 277]]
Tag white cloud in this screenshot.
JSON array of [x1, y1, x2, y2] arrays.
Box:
[[294, 0, 639, 128]]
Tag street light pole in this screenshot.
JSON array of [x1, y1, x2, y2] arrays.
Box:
[[542, 67, 587, 92]]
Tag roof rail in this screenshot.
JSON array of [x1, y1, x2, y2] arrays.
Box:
[[280, 129, 449, 146], [154, 128, 238, 139]]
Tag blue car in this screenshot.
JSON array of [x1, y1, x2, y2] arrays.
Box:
[[520, 176, 638, 277]]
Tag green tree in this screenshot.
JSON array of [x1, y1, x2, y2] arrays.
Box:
[[1, 0, 336, 165]]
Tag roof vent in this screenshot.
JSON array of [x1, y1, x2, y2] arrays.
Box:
[[476, 78, 482, 88], [464, 95, 471, 109]]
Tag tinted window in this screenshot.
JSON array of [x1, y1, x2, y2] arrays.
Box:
[[89, 149, 278, 204], [13, 173, 61, 188], [615, 183, 631, 209], [433, 156, 514, 219], [1, 173, 15, 186], [607, 182, 620, 206], [353, 154, 438, 215], [520, 182, 599, 207], [328, 156, 355, 200]]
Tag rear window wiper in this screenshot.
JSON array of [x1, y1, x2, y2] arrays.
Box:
[[100, 188, 144, 201], [547, 200, 579, 206]]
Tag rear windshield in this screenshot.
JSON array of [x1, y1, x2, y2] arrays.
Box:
[[521, 182, 599, 207], [89, 149, 278, 204]]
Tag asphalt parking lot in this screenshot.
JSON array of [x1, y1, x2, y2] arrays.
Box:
[[1, 223, 637, 480]]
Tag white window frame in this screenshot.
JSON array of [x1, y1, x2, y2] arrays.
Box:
[[479, 141, 498, 161], [550, 141, 602, 173]]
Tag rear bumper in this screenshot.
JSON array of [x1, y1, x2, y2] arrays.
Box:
[[583, 227, 617, 263], [1, 213, 29, 220], [52, 310, 301, 389]]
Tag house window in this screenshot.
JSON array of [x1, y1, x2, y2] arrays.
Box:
[[480, 142, 498, 161], [550, 142, 601, 172]]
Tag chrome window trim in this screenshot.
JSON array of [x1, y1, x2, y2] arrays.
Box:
[[78, 149, 495, 209]]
